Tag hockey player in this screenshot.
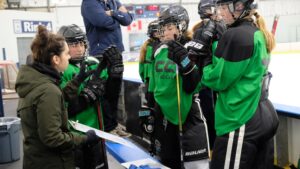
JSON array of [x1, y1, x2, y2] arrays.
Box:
[[139, 19, 161, 108], [189, 0, 226, 69], [138, 19, 161, 155], [187, 0, 227, 150], [150, 5, 210, 169], [199, 0, 279, 168], [58, 24, 124, 169]]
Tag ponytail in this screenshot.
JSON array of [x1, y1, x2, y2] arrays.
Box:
[[139, 39, 151, 63], [253, 12, 276, 53], [191, 20, 207, 35], [31, 25, 65, 65], [191, 21, 203, 33], [183, 30, 193, 41]]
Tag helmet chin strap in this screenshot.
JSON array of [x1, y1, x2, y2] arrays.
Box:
[[175, 23, 183, 41], [225, 3, 238, 25], [174, 33, 182, 42], [174, 34, 178, 40], [228, 2, 248, 26]]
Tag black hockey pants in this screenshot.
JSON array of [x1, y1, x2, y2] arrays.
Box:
[[153, 98, 210, 169], [210, 98, 279, 169], [75, 141, 106, 169]]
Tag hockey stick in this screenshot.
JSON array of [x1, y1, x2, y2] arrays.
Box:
[[175, 65, 185, 169], [271, 15, 279, 36], [96, 102, 109, 169], [92, 59, 109, 169], [271, 15, 279, 165], [194, 97, 211, 159]]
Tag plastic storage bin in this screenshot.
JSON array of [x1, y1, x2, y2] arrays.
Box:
[[0, 117, 21, 163]]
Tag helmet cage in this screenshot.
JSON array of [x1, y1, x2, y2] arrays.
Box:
[[198, 6, 215, 19], [160, 15, 189, 34], [58, 24, 87, 47], [57, 24, 87, 63], [147, 20, 160, 39], [216, 0, 255, 13], [65, 35, 86, 45], [198, 0, 216, 19], [216, 0, 256, 25], [158, 5, 189, 38]]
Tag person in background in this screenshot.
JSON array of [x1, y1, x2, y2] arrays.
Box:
[[139, 19, 161, 108], [58, 24, 108, 169], [138, 19, 161, 155], [187, 0, 227, 151], [201, 0, 279, 168], [16, 25, 99, 169], [81, 0, 133, 56], [81, 0, 133, 136]]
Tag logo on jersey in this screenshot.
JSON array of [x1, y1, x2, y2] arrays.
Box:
[[184, 41, 204, 50], [155, 60, 175, 73]]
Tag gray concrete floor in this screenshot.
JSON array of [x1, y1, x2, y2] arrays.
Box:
[[0, 97, 124, 169]]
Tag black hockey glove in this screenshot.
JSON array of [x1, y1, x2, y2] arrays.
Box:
[[185, 20, 216, 56], [63, 62, 94, 102], [185, 20, 217, 67], [195, 20, 216, 46], [102, 46, 124, 78], [73, 61, 95, 83], [62, 80, 80, 103], [167, 40, 195, 75], [85, 130, 100, 147], [81, 77, 106, 103]]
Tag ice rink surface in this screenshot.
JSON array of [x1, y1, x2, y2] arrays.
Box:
[[268, 52, 300, 116]]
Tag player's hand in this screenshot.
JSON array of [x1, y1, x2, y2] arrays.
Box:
[[167, 40, 195, 75], [102, 46, 124, 78]]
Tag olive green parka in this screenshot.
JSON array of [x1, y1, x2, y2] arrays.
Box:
[[16, 64, 87, 169]]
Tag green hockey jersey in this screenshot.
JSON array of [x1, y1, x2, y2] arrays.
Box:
[[151, 44, 201, 125], [60, 57, 108, 129], [202, 21, 270, 136]]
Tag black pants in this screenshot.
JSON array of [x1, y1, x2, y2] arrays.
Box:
[[154, 100, 209, 169], [75, 141, 106, 169], [101, 98, 118, 132], [153, 103, 180, 169], [102, 77, 122, 132], [93, 57, 121, 132], [199, 88, 216, 150], [211, 99, 279, 169]]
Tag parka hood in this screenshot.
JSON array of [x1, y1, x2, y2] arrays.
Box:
[[15, 65, 58, 98]]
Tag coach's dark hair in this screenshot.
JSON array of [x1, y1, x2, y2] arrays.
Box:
[[31, 25, 66, 65]]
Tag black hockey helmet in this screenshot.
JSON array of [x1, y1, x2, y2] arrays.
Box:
[[147, 19, 160, 39], [57, 24, 87, 64], [198, 0, 215, 19], [158, 5, 189, 33], [215, 0, 257, 13], [215, 0, 257, 25], [57, 24, 87, 44]]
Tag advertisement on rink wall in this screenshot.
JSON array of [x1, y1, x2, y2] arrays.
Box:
[[13, 20, 53, 34]]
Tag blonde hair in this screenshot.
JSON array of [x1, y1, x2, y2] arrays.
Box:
[[139, 39, 151, 63], [191, 21, 202, 33], [248, 11, 276, 53], [191, 20, 209, 34], [183, 30, 193, 41]]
